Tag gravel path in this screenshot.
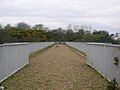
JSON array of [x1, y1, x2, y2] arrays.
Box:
[[2, 45, 109, 90]]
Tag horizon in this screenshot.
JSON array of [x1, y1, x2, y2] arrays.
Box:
[[0, 22, 119, 34], [0, 0, 120, 34]]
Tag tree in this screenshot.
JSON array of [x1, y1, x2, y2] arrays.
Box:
[[67, 24, 73, 31], [16, 22, 30, 30], [110, 34, 114, 38], [4, 24, 12, 30], [0, 22, 119, 44], [73, 25, 79, 32], [0, 23, 3, 30], [76, 29, 85, 41], [0, 23, 3, 43], [32, 24, 44, 30], [81, 25, 92, 31], [66, 29, 76, 41], [92, 30, 111, 42]]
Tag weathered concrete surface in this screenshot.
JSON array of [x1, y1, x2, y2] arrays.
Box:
[[2, 45, 109, 90]]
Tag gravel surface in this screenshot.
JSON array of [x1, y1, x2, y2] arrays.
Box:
[[2, 45, 109, 90]]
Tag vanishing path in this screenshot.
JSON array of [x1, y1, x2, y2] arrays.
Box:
[[2, 45, 109, 90]]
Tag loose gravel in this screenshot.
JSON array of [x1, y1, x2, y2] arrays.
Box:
[[2, 45, 109, 90]]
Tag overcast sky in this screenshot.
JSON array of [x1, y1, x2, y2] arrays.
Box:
[[0, 0, 120, 33]]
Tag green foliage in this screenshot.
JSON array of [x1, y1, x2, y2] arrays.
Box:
[[107, 78, 119, 90], [32, 24, 44, 30], [4, 24, 12, 30], [0, 23, 3, 30], [0, 23, 119, 44], [0, 29, 47, 43], [16, 22, 30, 30]]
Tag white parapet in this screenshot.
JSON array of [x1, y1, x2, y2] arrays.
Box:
[[66, 42, 120, 84], [28, 42, 54, 53], [87, 43, 120, 83], [0, 43, 29, 82], [0, 42, 54, 82]]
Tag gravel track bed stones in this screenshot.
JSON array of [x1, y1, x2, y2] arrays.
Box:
[[1, 45, 109, 90]]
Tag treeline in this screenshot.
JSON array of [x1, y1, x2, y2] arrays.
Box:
[[0, 22, 119, 44]]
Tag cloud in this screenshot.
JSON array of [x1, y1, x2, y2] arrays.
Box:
[[0, 0, 120, 33]]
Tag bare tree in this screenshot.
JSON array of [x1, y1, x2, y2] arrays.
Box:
[[16, 22, 31, 30], [32, 24, 44, 30], [4, 24, 12, 30], [0, 23, 3, 30]]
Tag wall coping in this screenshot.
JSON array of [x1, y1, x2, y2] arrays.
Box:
[[87, 43, 120, 47], [0, 43, 28, 47]]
